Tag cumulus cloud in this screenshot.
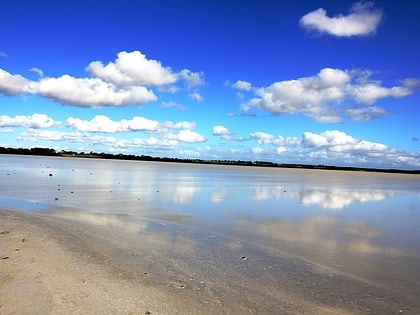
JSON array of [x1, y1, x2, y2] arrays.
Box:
[[87, 51, 204, 90], [212, 125, 231, 136], [250, 132, 300, 147], [166, 130, 206, 143], [302, 130, 388, 154], [246, 129, 420, 168], [300, 2, 383, 37], [30, 75, 157, 107], [240, 67, 417, 122], [0, 69, 31, 95], [345, 106, 390, 121], [232, 80, 253, 91], [86, 51, 177, 87], [0, 51, 204, 108], [66, 115, 196, 134], [0, 113, 60, 129], [178, 69, 205, 88]]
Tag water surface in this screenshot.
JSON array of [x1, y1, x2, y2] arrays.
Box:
[[1, 154, 420, 313]]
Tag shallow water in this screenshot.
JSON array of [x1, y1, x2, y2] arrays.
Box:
[[1, 154, 420, 313]]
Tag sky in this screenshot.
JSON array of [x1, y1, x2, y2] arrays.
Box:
[[0, 0, 419, 170]]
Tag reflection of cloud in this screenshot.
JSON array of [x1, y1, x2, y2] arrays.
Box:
[[343, 220, 383, 238], [237, 215, 403, 257], [49, 210, 196, 253], [49, 210, 148, 233], [300, 189, 396, 209], [250, 186, 298, 200], [246, 185, 397, 210], [210, 190, 228, 203], [172, 186, 200, 204]]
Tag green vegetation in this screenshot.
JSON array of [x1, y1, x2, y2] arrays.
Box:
[[0, 146, 418, 174]]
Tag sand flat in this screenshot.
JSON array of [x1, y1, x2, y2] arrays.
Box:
[[0, 209, 193, 315]]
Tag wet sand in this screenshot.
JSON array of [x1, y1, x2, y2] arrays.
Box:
[[1, 208, 419, 314]]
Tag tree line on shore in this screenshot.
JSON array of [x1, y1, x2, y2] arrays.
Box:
[[0, 146, 418, 174]]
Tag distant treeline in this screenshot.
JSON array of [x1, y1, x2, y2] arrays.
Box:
[[0, 146, 419, 175]]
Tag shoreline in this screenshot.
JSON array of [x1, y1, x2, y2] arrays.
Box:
[[1, 151, 419, 175], [2, 208, 420, 314]]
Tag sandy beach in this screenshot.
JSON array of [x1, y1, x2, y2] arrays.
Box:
[[2, 208, 420, 315]]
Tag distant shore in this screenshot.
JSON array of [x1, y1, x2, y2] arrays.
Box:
[[1, 146, 419, 175]]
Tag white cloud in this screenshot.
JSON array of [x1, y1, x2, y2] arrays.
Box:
[[161, 101, 187, 111], [252, 147, 263, 154], [250, 132, 300, 147], [30, 75, 157, 107], [166, 130, 207, 143], [250, 132, 274, 144], [164, 121, 196, 130], [0, 113, 60, 129], [349, 84, 411, 104], [87, 51, 204, 91], [0, 69, 30, 95], [0, 51, 204, 108], [188, 92, 204, 102], [18, 129, 85, 142], [246, 129, 420, 168], [86, 51, 177, 87], [232, 80, 252, 91], [300, 2, 383, 37], [29, 67, 44, 78], [276, 146, 287, 154], [303, 130, 357, 148], [345, 106, 390, 121], [302, 130, 390, 155], [178, 69, 205, 88], [241, 67, 418, 122], [123, 116, 161, 132], [66, 115, 196, 134], [212, 125, 231, 136]]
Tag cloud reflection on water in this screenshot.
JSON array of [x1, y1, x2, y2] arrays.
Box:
[[299, 189, 396, 209], [48, 209, 197, 254], [236, 215, 403, 257]]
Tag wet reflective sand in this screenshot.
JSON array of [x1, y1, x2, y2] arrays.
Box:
[[1, 155, 419, 314]]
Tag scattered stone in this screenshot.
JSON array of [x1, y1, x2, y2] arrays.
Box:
[[2, 256, 9, 260], [0, 231, 10, 235], [241, 256, 247, 260], [55, 197, 59, 201], [49, 173, 53, 176], [22, 238, 27, 242]]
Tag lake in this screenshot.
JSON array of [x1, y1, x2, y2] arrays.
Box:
[[1, 154, 420, 313]]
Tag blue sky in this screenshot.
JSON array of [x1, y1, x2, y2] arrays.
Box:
[[0, 0, 419, 169]]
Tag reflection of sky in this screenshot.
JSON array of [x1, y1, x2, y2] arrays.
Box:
[[2, 155, 419, 251]]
